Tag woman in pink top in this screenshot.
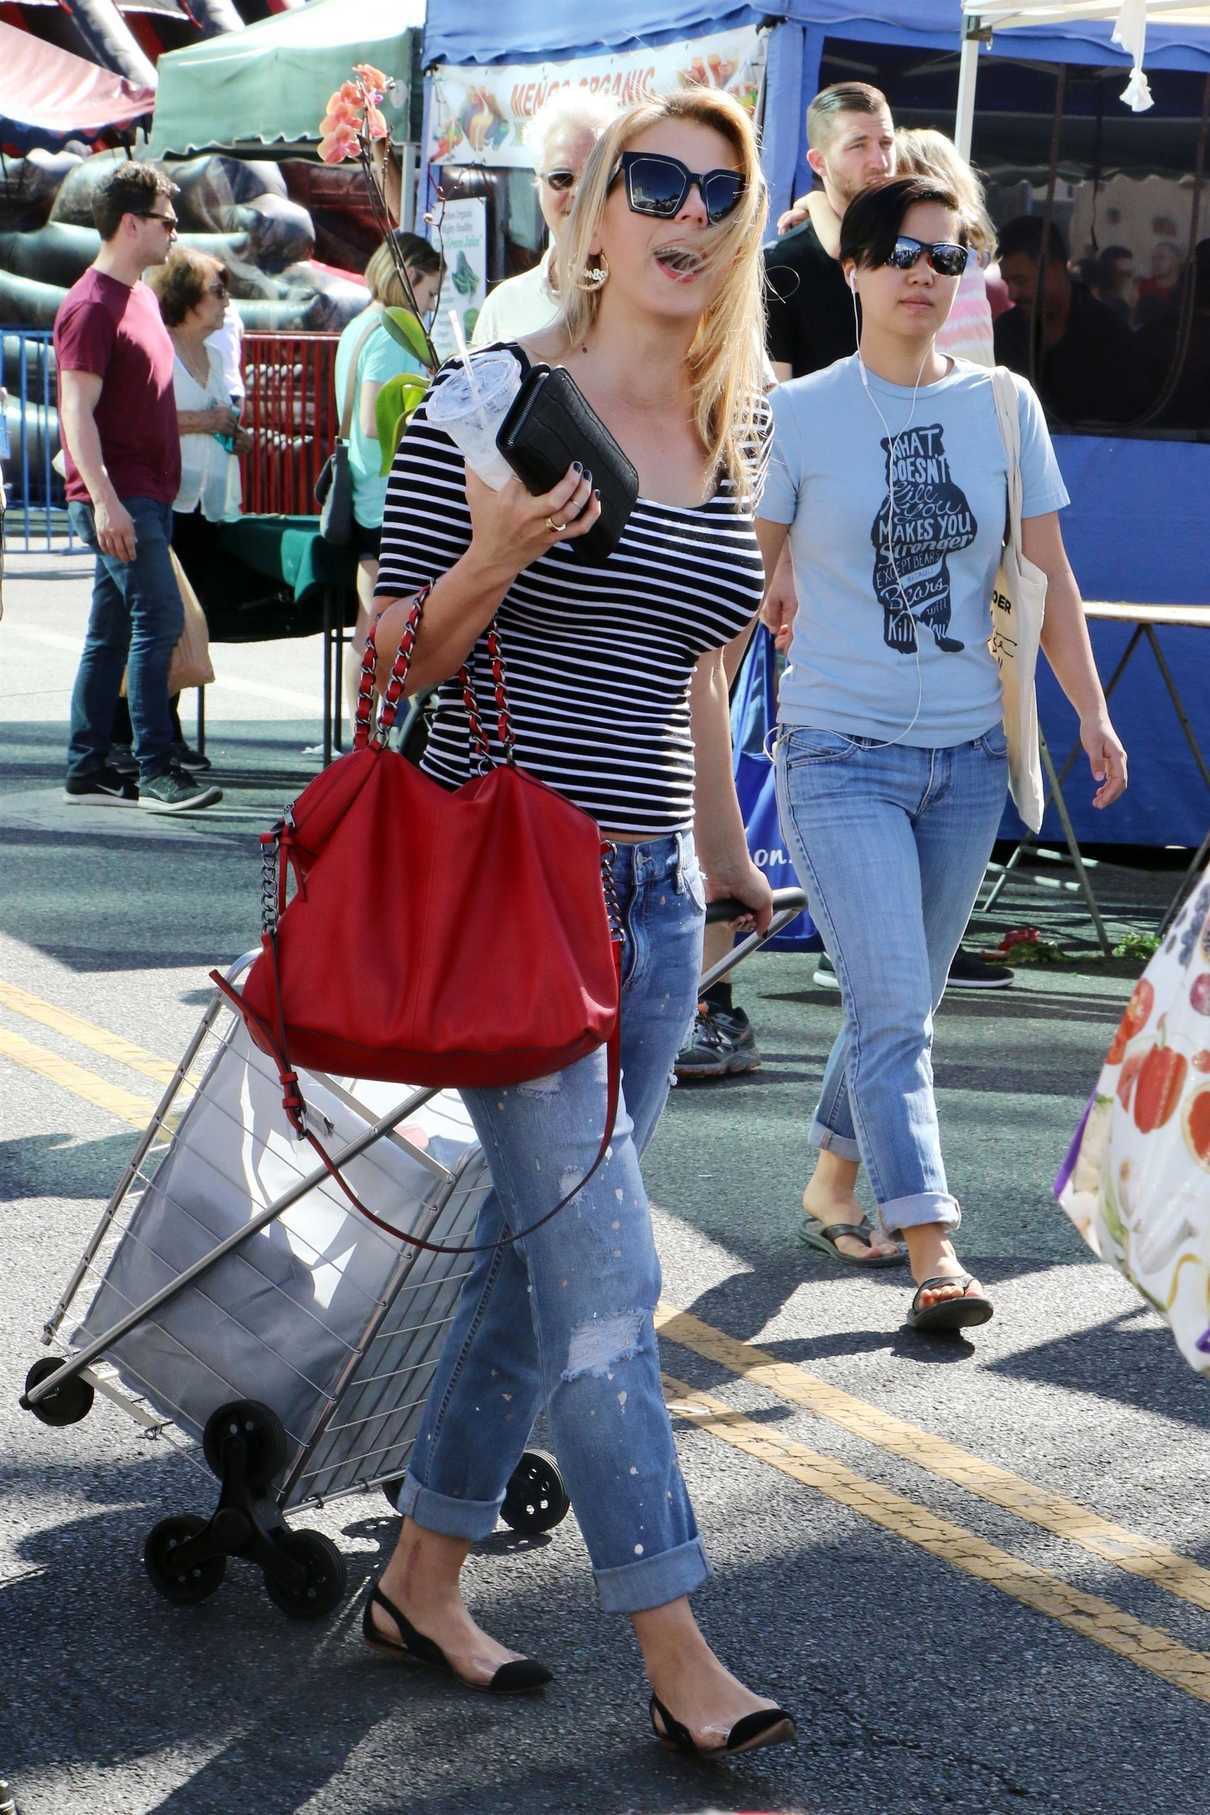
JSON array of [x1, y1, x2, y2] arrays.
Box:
[[895, 128, 998, 366]]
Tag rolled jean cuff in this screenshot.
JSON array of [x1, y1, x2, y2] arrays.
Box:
[[877, 1191, 961, 1239], [810, 1118, 861, 1163], [594, 1535, 711, 1615], [398, 1472, 502, 1543]]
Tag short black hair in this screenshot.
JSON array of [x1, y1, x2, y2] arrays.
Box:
[[839, 175, 964, 272], [93, 162, 176, 242], [1094, 244, 1132, 286], [997, 214, 1069, 266]]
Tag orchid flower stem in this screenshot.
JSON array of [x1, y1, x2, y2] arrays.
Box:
[[358, 144, 441, 373]]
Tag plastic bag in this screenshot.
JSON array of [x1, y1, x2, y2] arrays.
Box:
[[1056, 869, 1210, 1375]]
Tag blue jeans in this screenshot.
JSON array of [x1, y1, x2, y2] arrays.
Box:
[[774, 726, 1009, 1238], [67, 497, 183, 783], [400, 831, 708, 1615]]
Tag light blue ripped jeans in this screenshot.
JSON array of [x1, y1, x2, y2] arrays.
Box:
[[400, 830, 708, 1615]]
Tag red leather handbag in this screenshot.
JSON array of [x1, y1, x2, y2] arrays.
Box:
[[212, 590, 623, 1254]]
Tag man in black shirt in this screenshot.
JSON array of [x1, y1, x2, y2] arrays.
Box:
[[994, 216, 1152, 424], [764, 81, 896, 381]]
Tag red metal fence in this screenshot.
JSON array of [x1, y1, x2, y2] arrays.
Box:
[[240, 332, 340, 517]]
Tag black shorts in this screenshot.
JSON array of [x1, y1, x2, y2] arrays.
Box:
[[351, 520, 381, 561]]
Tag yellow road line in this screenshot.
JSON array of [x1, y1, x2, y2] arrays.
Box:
[[6, 984, 1208, 1696], [0, 981, 179, 1087], [0, 1025, 155, 1128], [657, 1303, 1210, 1617], [663, 1373, 1210, 1707]]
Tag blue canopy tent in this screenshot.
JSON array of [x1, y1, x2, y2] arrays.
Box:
[[422, 0, 1210, 852], [423, 3, 1210, 213]]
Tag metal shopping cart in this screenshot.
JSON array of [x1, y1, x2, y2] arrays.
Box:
[[20, 891, 805, 1622]]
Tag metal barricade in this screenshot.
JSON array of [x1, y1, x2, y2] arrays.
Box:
[[240, 332, 340, 518], [1, 326, 74, 552]]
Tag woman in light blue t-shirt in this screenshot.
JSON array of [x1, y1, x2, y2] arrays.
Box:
[[333, 233, 443, 731], [757, 175, 1127, 1335]]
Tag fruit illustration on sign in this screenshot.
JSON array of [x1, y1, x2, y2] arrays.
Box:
[[1191, 973, 1210, 1016]]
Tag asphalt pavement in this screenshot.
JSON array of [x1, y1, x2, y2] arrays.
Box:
[[2, 546, 1208, 1815]]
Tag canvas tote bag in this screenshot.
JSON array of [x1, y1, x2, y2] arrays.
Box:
[[167, 546, 215, 692], [988, 365, 1047, 833]]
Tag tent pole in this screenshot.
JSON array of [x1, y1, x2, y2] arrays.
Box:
[[955, 15, 988, 162]]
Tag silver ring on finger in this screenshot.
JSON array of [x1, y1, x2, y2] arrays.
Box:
[[544, 515, 568, 535]]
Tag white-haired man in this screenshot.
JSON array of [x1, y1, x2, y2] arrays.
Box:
[[471, 89, 618, 345]]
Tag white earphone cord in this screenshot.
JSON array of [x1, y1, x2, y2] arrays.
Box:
[[850, 274, 929, 752]]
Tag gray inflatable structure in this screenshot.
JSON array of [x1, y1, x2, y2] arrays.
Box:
[[2, 149, 373, 491]]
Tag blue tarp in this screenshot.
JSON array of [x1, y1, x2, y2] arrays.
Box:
[[423, 2, 1210, 71]]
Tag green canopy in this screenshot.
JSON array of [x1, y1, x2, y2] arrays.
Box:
[[149, 0, 425, 159]]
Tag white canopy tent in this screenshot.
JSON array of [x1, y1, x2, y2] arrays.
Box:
[[956, 1, 1210, 156]]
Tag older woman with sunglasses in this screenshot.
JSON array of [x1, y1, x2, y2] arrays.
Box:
[[471, 89, 618, 345], [759, 175, 1126, 1335], [366, 91, 795, 1759]]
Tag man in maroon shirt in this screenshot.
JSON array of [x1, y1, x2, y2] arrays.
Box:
[[56, 161, 220, 811]]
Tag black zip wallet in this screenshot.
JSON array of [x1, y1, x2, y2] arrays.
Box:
[[495, 358, 639, 565]]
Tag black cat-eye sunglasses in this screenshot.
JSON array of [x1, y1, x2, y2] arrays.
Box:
[[609, 151, 746, 225]]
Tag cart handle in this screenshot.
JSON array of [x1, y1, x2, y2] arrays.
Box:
[[704, 887, 806, 925], [700, 888, 808, 994]]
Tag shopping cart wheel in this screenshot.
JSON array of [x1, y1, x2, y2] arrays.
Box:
[[23, 1357, 94, 1427], [144, 1514, 227, 1606], [202, 1399, 288, 1489], [501, 1450, 570, 1535], [262, 1529, 347, 1620]]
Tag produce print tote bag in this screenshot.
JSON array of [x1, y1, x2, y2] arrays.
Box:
[[1056, 869, 1210, 1375], [988, 366, 1047, 834]]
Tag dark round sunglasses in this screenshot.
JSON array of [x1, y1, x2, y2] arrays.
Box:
[[611, 151, 746, 226], [884, 235, 969, 278]]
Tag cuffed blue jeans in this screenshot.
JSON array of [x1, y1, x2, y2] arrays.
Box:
[[400, 831, 710, 1615], [774, 725, 1009, 1239], [67, 496, 182, 783]]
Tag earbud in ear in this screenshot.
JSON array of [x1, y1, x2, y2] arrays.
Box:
[[848, 271, 857, 293]]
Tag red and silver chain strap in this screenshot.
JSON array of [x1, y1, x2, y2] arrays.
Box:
[[600, 842, 624, 943], [356, 585, 431, 751], [459, 626, 516, 770]]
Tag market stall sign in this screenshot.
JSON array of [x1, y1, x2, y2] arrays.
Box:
[[426, 26, 766, 170]]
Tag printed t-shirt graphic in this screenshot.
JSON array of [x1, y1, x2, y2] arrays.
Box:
[[871, 424, 976, 656], [760, 357, 1071, 750]]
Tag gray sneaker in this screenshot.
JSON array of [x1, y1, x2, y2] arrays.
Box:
[[138, 765, 222, 813]]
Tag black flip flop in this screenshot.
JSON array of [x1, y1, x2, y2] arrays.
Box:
[[907, 1273, 994, 1335], [799, 1216, 904, 1269]]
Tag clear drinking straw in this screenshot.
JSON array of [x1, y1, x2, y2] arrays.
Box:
[[448, 308, 483, 417]]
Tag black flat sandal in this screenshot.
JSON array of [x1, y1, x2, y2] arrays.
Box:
[[907, 1273, 994, 1335], [362, 1579, 552, 1694], [649, 1693, 797, 1758]]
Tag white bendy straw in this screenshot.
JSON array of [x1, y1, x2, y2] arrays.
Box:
[[448, 308, 482, 414]]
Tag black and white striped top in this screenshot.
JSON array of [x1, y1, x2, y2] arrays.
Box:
[[376, 347, 770, 837]]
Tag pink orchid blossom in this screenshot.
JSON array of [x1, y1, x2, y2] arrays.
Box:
[[318, 126, 360, 164], [365, 103, 388, 140], [319, 100, 361, 137], [353, 62, 388, 91]]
